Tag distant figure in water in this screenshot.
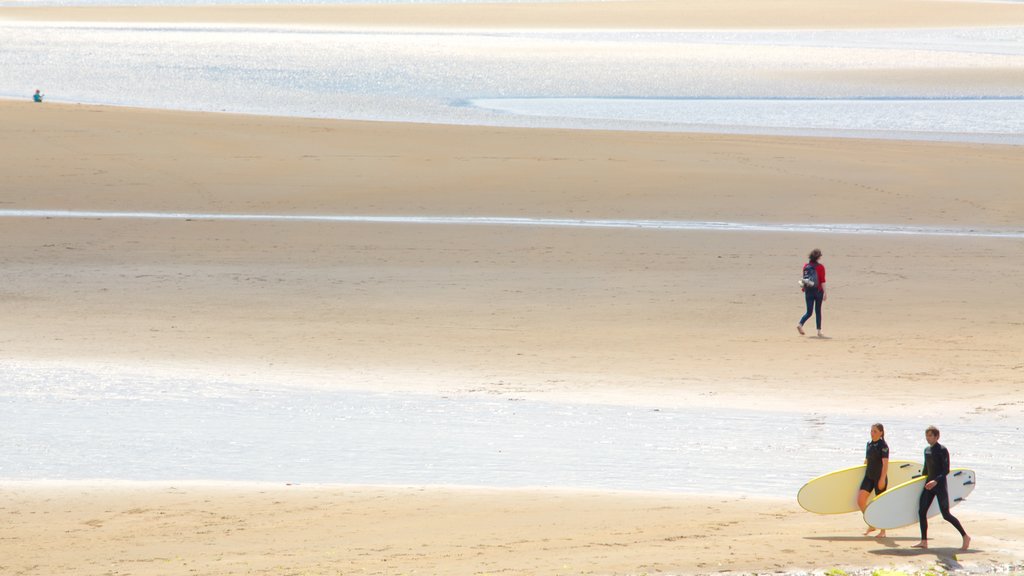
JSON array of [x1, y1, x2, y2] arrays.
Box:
[[33, 89, 43, 103]]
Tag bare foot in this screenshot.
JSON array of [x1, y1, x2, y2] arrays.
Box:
[[961, 534, 971, 551], [876, 529, 887, 539], [797, 324, 805, 335], [912, 540, 928, 549], [864, 527, 877, 536]]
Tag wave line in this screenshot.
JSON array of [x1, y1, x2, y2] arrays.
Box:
[[2, 209, 1022, 238]]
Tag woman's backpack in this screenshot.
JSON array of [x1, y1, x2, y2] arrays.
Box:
[[801, 262, 819, 289]]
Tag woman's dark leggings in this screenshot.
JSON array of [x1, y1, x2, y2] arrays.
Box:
[[799, 289, 823, 330], [919, 481, 966, 540]]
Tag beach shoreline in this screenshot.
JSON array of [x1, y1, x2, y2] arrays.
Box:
[[2, 481, 1022, 575], [5, 3, 1022, 144], [2, 0, 1023, 571], [2, 100, 1022, 421]]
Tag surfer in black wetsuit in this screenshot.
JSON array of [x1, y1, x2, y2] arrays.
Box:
[[912, 426, 970, 551], [859, 423, 890, 537]]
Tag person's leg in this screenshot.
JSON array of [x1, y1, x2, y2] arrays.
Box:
[[857, 489, 870, 512], [875, 480, 888, 537], [859, 488, 881, 535], [913, 489, 937, 547], [858, 482, 872, 532], [936, 484, 970, 549], [814, 291, 824, 334], [859, 477, 886, 536], [798, 290, 814, 334]]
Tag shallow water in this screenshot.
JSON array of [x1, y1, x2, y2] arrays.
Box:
[[1, 361, 1020, 516], [471, 96, 1024, 144], [2, 22, 1022, 143], [3, 210, 1024, 238]]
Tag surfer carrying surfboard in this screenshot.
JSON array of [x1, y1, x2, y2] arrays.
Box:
[[912, 426, 970, 551], [860, 423, 889, 537]]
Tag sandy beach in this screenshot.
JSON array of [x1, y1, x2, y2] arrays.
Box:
[[2, 98, 1022, 573], [2, 0, 1024, 573], [4, 0, 1024, 29], [3, 483, 1024, 576], [2, 100, 1021, 418]]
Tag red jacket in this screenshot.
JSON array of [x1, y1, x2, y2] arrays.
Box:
[[803, 262, 826, 292]]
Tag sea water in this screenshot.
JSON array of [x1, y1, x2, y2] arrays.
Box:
[[1, 4, 1022, 507], [1, 21, 1022, 143], [0, 360, 1020, 516]]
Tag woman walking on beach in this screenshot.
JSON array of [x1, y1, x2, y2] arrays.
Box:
[[797, 248, 826, 337], [913, 426, 971, 551], [860, 423, 889, 537]]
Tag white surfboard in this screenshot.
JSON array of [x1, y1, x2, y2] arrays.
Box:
[[863, 468, 976, 530], [797, 460, 922, 514]]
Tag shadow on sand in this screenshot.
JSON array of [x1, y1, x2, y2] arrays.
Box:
[[805, 537, 980, 570], [804, 535, 916, 549], [869, 547, 980, 571]]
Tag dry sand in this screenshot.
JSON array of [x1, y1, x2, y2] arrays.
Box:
[[2, 100, 1022, 418], [2, 1, 1023, 571], [2, 483, 1023, 576], [3, 0, 1024, 29]]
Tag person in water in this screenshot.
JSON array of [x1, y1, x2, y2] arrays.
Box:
[[912, 426, 970, 551], [859, 422, 889, 538], [797, 248, 826, 337]]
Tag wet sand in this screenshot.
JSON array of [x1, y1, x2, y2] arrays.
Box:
[[2, 100, 1022, 418], [2, 483, 1023, 576]]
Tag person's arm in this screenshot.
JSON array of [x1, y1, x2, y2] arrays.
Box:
[[878, 442, 889, 488], [818, 264, 827, 300], [937, 445, 951, 480]]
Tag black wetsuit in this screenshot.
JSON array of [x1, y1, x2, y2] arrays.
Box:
[[918, 442, 967, 540], [861, 438, 889, 494]]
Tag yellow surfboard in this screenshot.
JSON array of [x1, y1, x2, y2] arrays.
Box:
[[798, 460, 922, 514]]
